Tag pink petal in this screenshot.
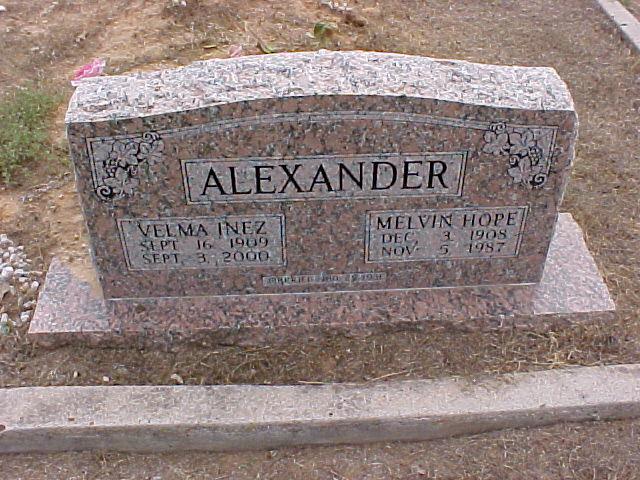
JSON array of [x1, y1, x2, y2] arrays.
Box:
[[71, 58, 106, 86], [228, 45, 243, 58]]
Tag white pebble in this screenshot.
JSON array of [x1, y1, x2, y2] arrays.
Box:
[[0, 234, 38, 327], [1, 266, 14, 280]]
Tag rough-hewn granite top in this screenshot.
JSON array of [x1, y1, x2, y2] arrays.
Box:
[[66, 50, 574, 124]]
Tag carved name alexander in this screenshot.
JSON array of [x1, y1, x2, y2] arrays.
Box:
[[183, 152, 467, 203]]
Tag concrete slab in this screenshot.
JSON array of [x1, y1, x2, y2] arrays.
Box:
[[0, 364, 639, 453], [595, 0, 640, 51], [27, 213, 615, 349]]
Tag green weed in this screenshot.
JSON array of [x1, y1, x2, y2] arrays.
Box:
[[0, 86, 62, 183]]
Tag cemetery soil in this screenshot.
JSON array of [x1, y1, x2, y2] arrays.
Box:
[[625, 0, 640, 19], [1, 0, 639, 389], [0, 0, 639, 476], [2, 418, 640, 479]]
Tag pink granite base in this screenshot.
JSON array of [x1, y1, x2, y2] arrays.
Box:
[[28, 213, 615, 349]]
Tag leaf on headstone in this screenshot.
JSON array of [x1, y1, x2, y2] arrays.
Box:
[[313, 21, 338, 41], [257, 40, 278, 54]]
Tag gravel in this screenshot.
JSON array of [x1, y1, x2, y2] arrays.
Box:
[[0, 233, 41, 333]]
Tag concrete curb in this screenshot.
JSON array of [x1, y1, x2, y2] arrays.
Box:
[[1, 364, 640, 453], [595, 0, 640, 51]]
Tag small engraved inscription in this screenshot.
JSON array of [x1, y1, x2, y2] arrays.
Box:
[[263, 272, 386, 287], [182, 152, 467, 204], [118, 215, 285, 270], [365, 206, 528, 263]]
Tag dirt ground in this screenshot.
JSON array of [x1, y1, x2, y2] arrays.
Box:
[[2, 419, 640, 479], [624, 0, 640, 19], [0, 0, 638, 388], [0, 0, 639, 477]]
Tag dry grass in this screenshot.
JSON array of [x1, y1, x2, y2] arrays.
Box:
[[0, 0, 639, 477], [622, 0, 640, 18], [2, 419, 640, 479], [1, 320, 637, 388], [0, 0, 638, 389]]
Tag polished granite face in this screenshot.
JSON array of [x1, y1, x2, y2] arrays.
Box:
[[28, 214, 615, 349], [65, 51, 577, 299]]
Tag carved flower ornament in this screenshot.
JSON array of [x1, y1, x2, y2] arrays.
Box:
[[94, 132, 164, 201], [482, 122, 549, 188]]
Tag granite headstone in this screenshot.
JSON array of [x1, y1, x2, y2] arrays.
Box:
[[29, 51, 614, 346], [66, 51, 576, 298]]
